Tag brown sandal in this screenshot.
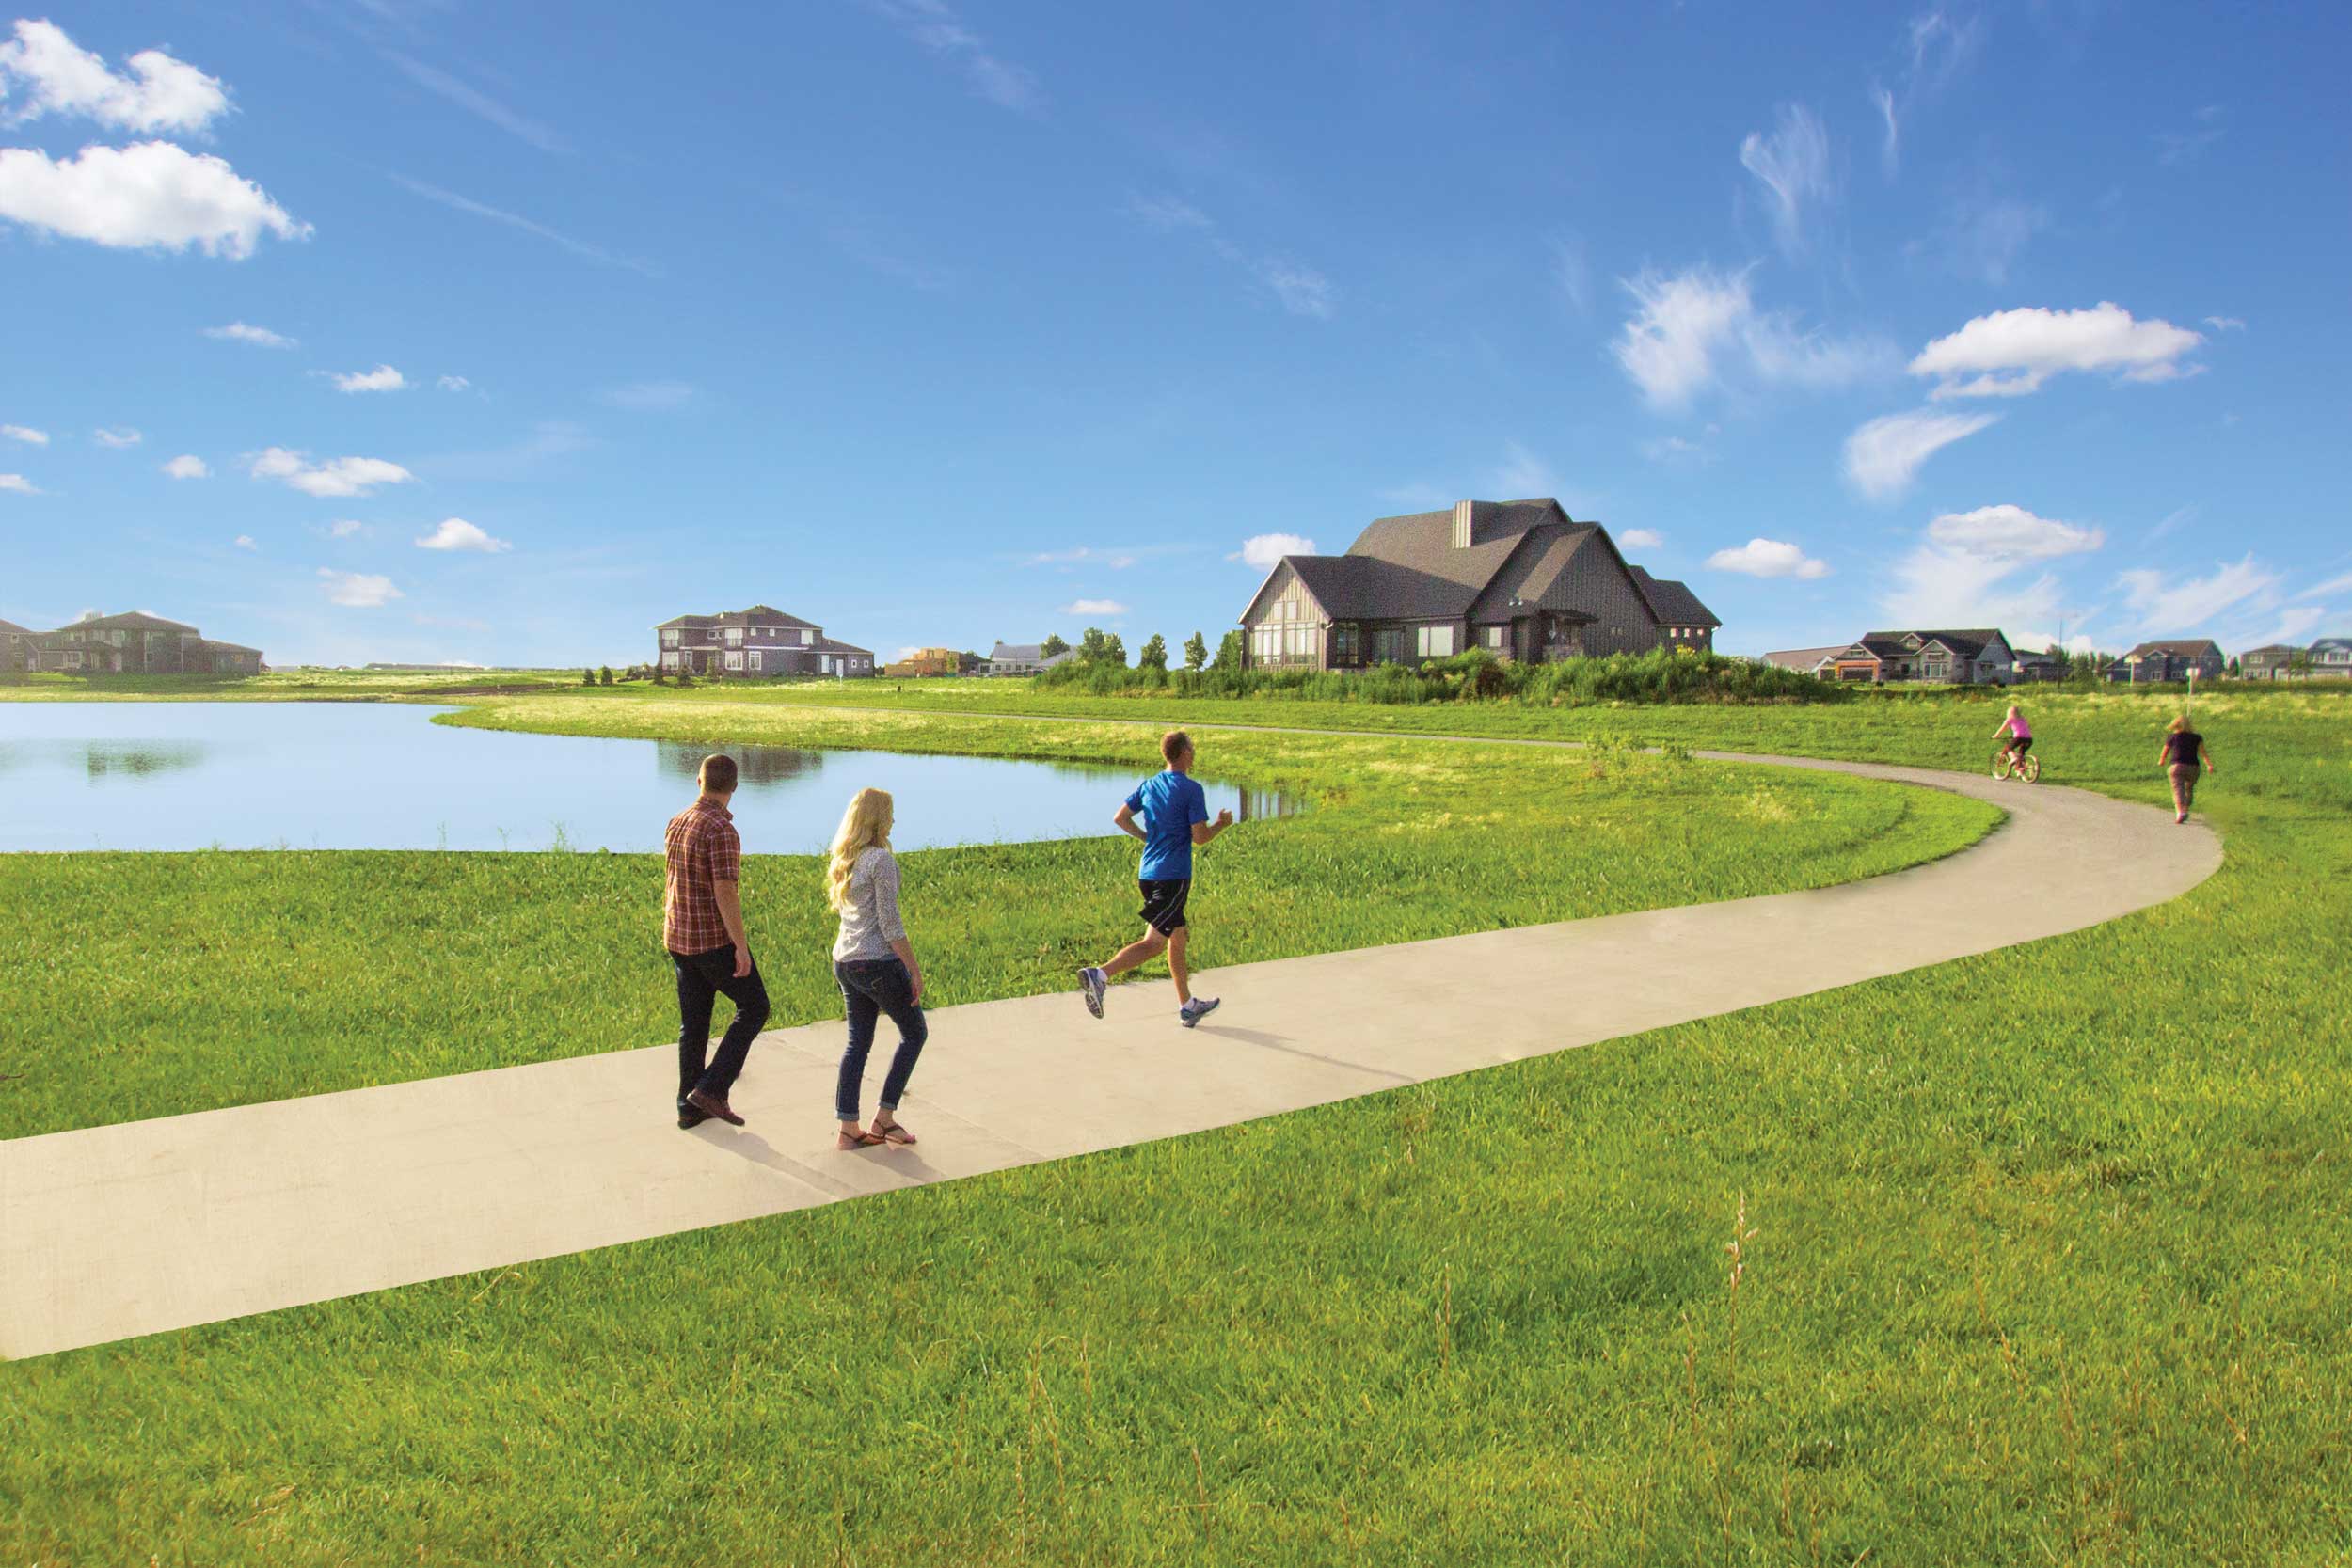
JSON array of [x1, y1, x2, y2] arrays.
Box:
[[872, 1120, 917, 1146], [836, 1127, 886, 1149]]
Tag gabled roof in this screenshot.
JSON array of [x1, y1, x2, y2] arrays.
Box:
[[1857, 628, 2010, 661], [656, 614, 717, 629], [2120, 639, 2222, 659], [989, 642, 1047, 660], [2310, 638, 2352, 655], [811, 636, 871, 656], [717, 605, 818, 629], [1761, 646, 1845, 670], [1627, 566, 1721, 628], [198, 640, 262, 655], [0, 617, 32, 636], [76, 611, 197, 632], [2240, 644, 2298, 658]]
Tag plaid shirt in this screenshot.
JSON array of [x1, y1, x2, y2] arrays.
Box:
[[663, 798, 742, 955]]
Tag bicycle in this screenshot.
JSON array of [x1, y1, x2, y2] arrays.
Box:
[[1992, 745, 2041, 784]]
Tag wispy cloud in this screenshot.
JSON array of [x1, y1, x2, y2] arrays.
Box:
[[92, 427, 142, 448], [1882, 505, 2103, 631], [1121, 192, 1335, 319], [598, 380, 693, 411], [318, 568, 402, 608], [1867, 8, 1985, 179], [1739, 103, 1834, 260], [331, 363, 408, 393], [249, 447, 414, 498], [1841, 408, 1998, 500], [1911, 302, 2204, 399], [1707, 538, 1830, 579], [0, 473, 40, 494], [865, 0, 1041, 112], [1024, 546, 1139, 569], [413, 420, 592, 482], [1551, 234, 1592, 314], [1915, 192, 2046, 285], [389, 173, 655, 275], [204, 321, 294, 348], [1, 423, 45, 445], [1613, 264, 1893, 411], [2203, 315, 2245, 332], [2155, 104, 2226, 166], [1060, 597, 1128, 617], [2117, 554, 2277, 633], [233, 533, 256, 549], [2297, 571, 2352, 601], [162, 453, 208, 479], [382, 50, 566, 153], [1640, 435, 1716, 466], [437, 373, 471, 391]]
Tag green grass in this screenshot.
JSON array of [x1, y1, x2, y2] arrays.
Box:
[[0, 667, 585, 701], [0, 714, 1986, 1141], [5, 687, 2348, 1563]]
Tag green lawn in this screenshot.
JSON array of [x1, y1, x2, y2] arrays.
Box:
[[4, 687, 2347, 1564]]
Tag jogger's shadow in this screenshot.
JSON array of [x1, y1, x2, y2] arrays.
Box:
[[1191, 1025, 1414, 1085]]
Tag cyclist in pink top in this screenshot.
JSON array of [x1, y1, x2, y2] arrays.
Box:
[[1993, 704, 2033, 768]]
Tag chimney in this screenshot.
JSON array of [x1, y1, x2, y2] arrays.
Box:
[[1451, 499, 1474, 549]]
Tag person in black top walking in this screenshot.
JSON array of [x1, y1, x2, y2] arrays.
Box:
[[2159, 715, 2216, 824]]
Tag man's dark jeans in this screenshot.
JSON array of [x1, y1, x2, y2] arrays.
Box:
[[674, 944, 770, 1113], [834, 958, 927, 1121]]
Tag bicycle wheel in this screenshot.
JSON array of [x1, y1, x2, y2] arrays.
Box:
[[1992, 752, 2011, 780], [2020, 753, 2041, 783]]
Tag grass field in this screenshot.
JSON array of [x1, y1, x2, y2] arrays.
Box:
[[3, 684, 2347, 1563]]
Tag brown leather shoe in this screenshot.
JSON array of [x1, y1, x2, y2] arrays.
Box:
[[684, 1087, 745, 1127]]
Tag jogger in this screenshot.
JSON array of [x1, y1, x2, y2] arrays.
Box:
[[1077, 729, 1234, 1027]]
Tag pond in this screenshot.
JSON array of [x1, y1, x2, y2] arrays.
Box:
[[0, 704, 1295, 854]]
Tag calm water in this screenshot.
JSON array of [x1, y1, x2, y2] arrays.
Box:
[[0, 704, 1293, 854]]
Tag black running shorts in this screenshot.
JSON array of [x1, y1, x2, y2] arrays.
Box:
[[1136, 878, 1191, 935]]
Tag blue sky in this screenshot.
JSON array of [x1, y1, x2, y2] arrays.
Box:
[[3, 1, 2346, 666]]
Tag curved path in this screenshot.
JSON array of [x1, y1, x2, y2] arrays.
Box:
[[0, 752, 2218, 1360]]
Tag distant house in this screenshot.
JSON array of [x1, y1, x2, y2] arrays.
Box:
[[1823, 628, 2020, 685], [1235, 498, 1719, 671], [984, 641, 1075, 676], [883, 647, 961, 678], [2311, 637, 2352, 677], [2239, 644, 2297, 680], [1760, 646, 1844, 676], [0, 617, 33, 672], [2010, 646, 2066, 682], [21, 611, 262, 674], [2109, 640, 2224, 684], [655, 605, 873, 678]]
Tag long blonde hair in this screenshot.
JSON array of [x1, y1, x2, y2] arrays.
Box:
[[825, 787, 894, 911]]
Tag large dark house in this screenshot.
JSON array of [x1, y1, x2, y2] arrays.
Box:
[[9, 611, 262, 674], [655, 604, 874, 678], [1237, 499, 1719, 671], [2109, 640, 2224, 684]]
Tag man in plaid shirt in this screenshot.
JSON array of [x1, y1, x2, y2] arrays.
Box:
[[667, 753, 769, 1128]]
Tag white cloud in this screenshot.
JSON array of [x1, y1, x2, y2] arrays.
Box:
[[327, 519, 367, 539], [1060, 598, 1129, 617], [232, 533, 256, 549], [1868, 83, 1899, 176], [204, 321, 294, 348], [1911, 302, 2204, 399], [1619, 528, 1665, 549], [92, 427, 142, 448], [1840, 408, 1999, 500], [1261, 259, 1334, 319], [2298, 570, 2352, 601], [1739, 103, 1834, 260], [249, 447, 414, 499], [1, 423, 45, 444], [437, 374, 471, 391], [2203, 315, 2245, 332], [1639, 436, 1715, 466], [331, 364, 408, 393], [865, 0, 1041, 112], [2116, 555, 2278, 633], [1230, 533, 1316, 571], [0, 19, 229, 134], [2247, 605, 2326, 648], [0, 473, 38, 494], [1707, 538, 1830, 579], [1025, 546, 1138, 569], [1613, 264, 1891, 411], [319, 568, 401, 608], [1881, 504, 2104, 631], [0, 141, 307, 259], [599, 380, 694, 411], [414, 517, 511, 553], [162, 453, 208, 479]]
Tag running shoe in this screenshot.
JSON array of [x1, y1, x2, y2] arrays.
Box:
[[1179, 996, 1221, 1028], [1078, 966, 1107, 1019]]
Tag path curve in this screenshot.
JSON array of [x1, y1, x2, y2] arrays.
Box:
[[0, 753, 2219, 1360]]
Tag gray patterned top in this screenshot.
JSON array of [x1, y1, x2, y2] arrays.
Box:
[[831, 847, 908, 962]]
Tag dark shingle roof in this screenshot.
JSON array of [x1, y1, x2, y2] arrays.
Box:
[[2308, 638, 2350, 655], [198, 639, 262, 655], [811, 636, 870, 656], [1858, 628, 2008, 660], [1627, 567, 1721, 627], [718, 605, 819, 629], [0, 617, 32, 636], [2121, 639, 2223, 659], [656, 614, 717, 629], [77, 611, 197, 632]]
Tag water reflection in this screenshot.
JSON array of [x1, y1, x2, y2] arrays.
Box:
[[83, 741, 207, 781], [654, 739, 823, 786]]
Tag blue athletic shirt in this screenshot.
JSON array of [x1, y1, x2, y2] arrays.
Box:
[[1125, 768, 1209, 881]]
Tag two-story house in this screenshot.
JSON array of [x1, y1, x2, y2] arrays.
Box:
[[984, 641, 1075, 676], [22, 611, 262, 673], [1824, 628, 2019, 684], [655, 605, 874, 678], [2239, 644, 2297, 680], [1235, 498, 1720, 671], [2310, 637, 2352, 677], [0, 617, 33, 672], [2108, 640, 2225, 684]]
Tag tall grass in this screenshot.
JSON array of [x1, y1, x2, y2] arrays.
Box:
[[1035, 646, 1845, 706]]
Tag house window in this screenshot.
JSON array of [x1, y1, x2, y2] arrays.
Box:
[[1372, 626, 1408, 664], [1330, 624, 1360, 664], [749, 651, 763, 671], [726, 627, 743, 645], [1417, 625, 1455, 657], [724, 651, 743, 671], [663, 630, 678, 647], [1482, 626, 1506, 649]]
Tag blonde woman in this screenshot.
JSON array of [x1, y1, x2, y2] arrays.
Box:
[[2158, 714, 2216, 824], [826, 787, 927, 1148]]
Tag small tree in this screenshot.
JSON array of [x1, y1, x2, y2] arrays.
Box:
[[1183, 631, 1207, 671], [1213, 629, 1246, 672], [582, 667, 596, 685], [1078, 626, 1126, 666], [676, 668, 694, 688], [1041, 632, 1070, 658], [598, 665, 613, 686], [1138, 633, 1168, 672]]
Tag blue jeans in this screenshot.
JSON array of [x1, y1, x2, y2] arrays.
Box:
[[673, 944, 769, 1111], [835, 958, 927, 1120]]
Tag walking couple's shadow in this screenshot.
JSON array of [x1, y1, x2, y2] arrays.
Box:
[[703, 1126, 950, 1193]]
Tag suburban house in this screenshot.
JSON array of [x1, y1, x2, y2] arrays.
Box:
[[19, 611, 262, 674], [2311, 637, 2352, 676], [1760, 646, 1844, 675], [2242, 638, 2352, 679], [2010, 646, 2066, 682], [655, 605, 874, 678], [984, 641, 1074, 676], [883, 647, 961, 678], [2108, 640, 2224, 684], [1820, 628, 2020, 685], [2239, 644, 2297, 680], [1235, 498, 1720, 671], [0, 617, 34, 672]]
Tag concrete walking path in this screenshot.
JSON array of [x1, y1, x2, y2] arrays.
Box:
[[0, 752, 2220, 1360]]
